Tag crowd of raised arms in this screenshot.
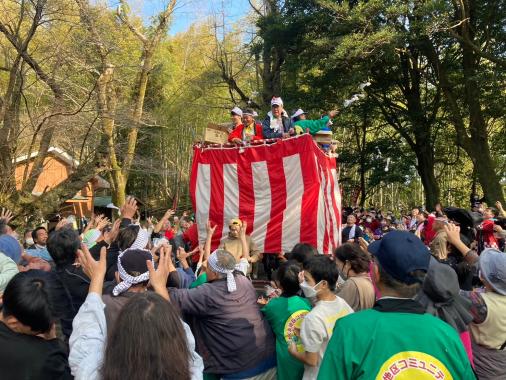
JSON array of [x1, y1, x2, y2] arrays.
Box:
[[0, 192, 505, 380]]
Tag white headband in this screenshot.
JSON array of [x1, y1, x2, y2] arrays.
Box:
[[208, 251, 236, 292], [112, 248, 154, 296]]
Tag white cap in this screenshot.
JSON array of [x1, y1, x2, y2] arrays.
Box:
[[271, 97, 283, 107], [231, 106, 243, 117], [252, 111, 258, 117], [291, 108, 305, 119]]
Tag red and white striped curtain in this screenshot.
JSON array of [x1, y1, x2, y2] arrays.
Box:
[[190, 135, 342, 255]]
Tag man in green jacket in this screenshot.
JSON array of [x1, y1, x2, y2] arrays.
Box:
[[293, 110, 338, 135], [318, 231, 475, 380]]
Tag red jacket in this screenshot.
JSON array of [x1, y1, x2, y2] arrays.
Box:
[[228, 123, 263, 142], [481, 219, 498, 248]]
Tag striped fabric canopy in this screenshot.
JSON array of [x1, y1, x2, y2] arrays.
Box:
[[190, 134, 342, 255]]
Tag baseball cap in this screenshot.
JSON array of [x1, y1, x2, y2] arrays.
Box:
[[229, 218, 242, 227], [271, 97, 283, 107], [231, 106, 243, 117], [291, 108, 305, 120], [368, 230, 430, 284], [480, 248, 506, 295]]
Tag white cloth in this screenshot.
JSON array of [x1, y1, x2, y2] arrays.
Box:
[[300, 296, 353, 380], [112, 249, 153, 296], [348, 224, 356, 240], [266, 110, 289, 132], [69, 292, 204, 380], [235, 258, 249, 276], [129, 228, 149, 249]]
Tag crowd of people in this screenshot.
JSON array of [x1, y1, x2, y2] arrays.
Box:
[[0, 193, 505, 380], [226, 97, 338, 150]]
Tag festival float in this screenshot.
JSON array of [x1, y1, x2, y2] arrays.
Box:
[[190, 130, 342, 255]]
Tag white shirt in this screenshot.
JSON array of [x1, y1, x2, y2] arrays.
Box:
[[300, 295, 353, 380], [69, 293, 204, 380]]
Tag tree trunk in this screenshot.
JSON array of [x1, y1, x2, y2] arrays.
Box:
[[460, 30, 504, 204], [0, 56, 23, 196], [415, 145, 440, 209]]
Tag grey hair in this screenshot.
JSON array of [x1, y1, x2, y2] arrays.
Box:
[[214, 249, 237, 271]]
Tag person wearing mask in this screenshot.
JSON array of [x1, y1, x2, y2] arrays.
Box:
[[261, 260, 312, 380], [69, 246, 203, 380], [169, 249, 277, 379], [26, 226, 52, 262], [360, 211, 380, 233], [317, 231, 475, 380], [23, 229, 34, 248], [262, 97, 293, 139], [288, 255, 353, 380], [0, 271, 72, 380], [334, 243, 375, 311], [228, 109, 264, 143], [341, 214, 363, 243]]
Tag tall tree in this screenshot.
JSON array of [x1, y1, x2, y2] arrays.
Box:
[[107, 0, 177, 205], [420, 0, 505, 203]]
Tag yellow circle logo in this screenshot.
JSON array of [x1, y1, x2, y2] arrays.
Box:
[[283, 310, 309, 353], [375, 351, 453, 379]]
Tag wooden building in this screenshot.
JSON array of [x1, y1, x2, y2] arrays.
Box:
[[14, 147, 109, 218]]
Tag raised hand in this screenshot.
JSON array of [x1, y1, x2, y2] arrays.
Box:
[[206, 221, 217, 236], [444, 223, 462, 246], [95, 215, 110, 231], [77, 245, 107, 295], [147, 245, 172, 300], [120, 196, 138, 219], [239, 221, 248, 238], [163, 209, 175, 220], [0, 208, 14, 224], [108, 219, 121, 241]]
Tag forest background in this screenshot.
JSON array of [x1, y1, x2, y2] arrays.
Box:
[[0, 0, 504, 222]]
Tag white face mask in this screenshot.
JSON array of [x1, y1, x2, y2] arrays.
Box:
[[25, 238, 34, 246], [366, 217, 372, 223], [300, 280, 322, 300]]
